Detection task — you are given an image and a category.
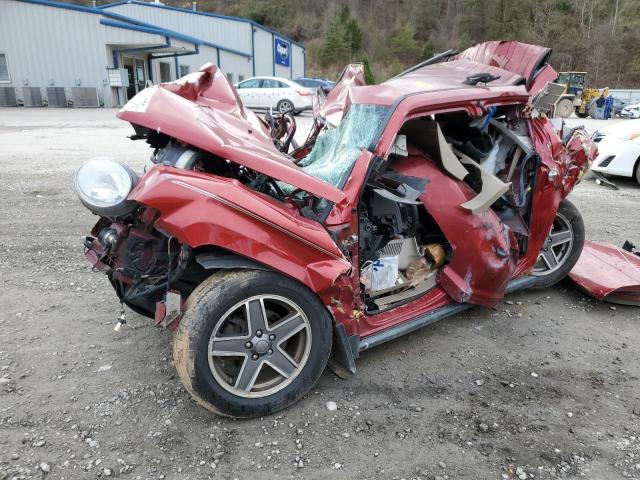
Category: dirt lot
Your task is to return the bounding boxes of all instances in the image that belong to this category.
[1,108,639,480]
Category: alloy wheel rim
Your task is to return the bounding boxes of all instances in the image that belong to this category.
[279,101,293,113]
[208,295,311,398]
[532,212,574,276]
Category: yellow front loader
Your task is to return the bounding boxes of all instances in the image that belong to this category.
[555,71,608,118]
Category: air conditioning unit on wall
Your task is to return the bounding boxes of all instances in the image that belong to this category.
[0,87,18,106]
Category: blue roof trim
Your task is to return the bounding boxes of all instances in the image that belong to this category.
[13,0,250,58]
[99,0,305,49]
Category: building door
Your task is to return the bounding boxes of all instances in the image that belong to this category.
[135,58,146,93]
[159,62,171,83]
[122,56,148,100]
[122,57,136,100]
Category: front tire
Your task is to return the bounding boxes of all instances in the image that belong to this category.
[173,270,332,417]
[531,199,585,289]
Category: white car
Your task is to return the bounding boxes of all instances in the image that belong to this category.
[591,119,640,184]
[234,76,313,115]
[620,103,640,119]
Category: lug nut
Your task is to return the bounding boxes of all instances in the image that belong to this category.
[252,354,259,360]
[269,334,276,341]
[245,341,252,349]
[256,329,263,337]
[268,349,273,355]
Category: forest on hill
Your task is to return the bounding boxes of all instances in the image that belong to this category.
[99,0,640,87]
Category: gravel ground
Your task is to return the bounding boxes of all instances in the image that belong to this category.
[1,108,639,480]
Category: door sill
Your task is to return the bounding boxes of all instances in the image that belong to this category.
[358,275,537,352]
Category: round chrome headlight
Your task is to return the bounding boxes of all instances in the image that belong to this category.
[75,157,137,216]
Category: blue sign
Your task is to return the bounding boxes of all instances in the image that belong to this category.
[274,37,290,67]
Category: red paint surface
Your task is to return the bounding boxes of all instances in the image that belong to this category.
[316,63,366,125]
[106,41,606,340]
[129,166,351,294]
[569,241,640,306]
[454,41,551,89]
[117,64,346,204]
[392,150,516,307]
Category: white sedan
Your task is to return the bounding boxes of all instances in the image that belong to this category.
[234,76,313,115]
[591,119,640,184]
[620,104,640,119]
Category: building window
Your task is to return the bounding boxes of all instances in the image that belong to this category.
[159,62,171,83]
[238,75,245,82]
[0,53,10,83]
[226,73,234,83]
[179,65,190,77]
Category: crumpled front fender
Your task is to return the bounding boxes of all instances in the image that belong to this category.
[129,166,352,294]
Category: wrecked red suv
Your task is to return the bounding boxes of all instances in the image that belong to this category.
[78,41,596,417]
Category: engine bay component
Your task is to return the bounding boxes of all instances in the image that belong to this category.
[379,237,422,270]
[97,227,119,255]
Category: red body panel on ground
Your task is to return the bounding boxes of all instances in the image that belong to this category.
[569,241,640,306]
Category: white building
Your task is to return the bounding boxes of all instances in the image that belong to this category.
[0,0,305,107]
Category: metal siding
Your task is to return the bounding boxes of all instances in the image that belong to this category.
[103,4,252,54]
[274,64,289,79]
[291,45,305,79]
[253,28,273,77]
[0,1,176,106]
[168,44,218,75]
[218,50,252,83]
[0,2,107,91]
[102,24,167,45]
[1,0,305,106]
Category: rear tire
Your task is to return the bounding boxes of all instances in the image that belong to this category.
[531,199,585,289]
[635,158,640,185]
[173,270,332,418]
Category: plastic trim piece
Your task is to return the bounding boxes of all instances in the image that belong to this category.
[196,252,270,271]
[327,323,358,378]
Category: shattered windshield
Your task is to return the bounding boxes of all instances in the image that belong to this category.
[285,104,389,192]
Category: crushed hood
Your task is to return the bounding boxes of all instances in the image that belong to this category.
[117,63,345,204]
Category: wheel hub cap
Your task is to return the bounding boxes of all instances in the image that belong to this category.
[253,338,271,355]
